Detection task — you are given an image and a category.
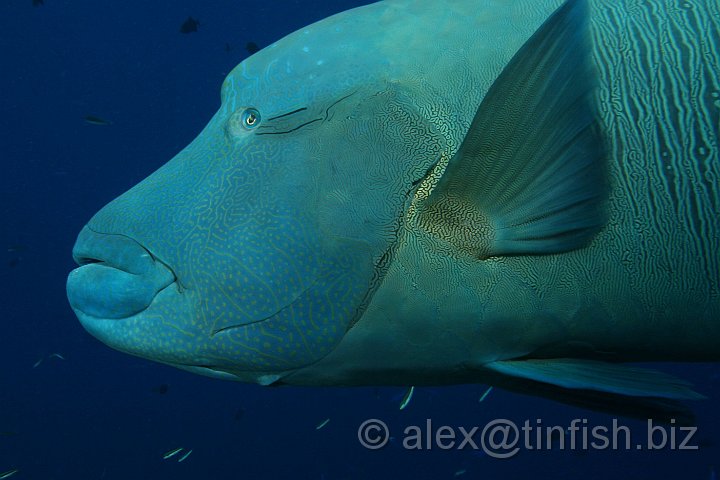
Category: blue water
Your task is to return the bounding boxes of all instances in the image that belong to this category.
[1,1,718,479]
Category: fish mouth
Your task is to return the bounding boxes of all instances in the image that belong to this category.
[66,226,177,320]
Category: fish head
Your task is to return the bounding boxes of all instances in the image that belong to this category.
[66,9,445,383]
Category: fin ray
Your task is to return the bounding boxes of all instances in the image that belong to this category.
[420,0,607,258]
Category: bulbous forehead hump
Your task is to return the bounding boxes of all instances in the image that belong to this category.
[218,3,423,112]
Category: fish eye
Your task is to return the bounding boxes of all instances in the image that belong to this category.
[226,107,261,138]
[242,108,261,129]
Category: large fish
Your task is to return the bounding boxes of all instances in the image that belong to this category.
[67,0,719,418]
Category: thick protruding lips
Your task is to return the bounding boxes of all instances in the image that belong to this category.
[66,226,175,319]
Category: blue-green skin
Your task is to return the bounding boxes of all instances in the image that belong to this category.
[68,0,720,386]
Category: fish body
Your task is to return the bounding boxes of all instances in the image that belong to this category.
[245,42,260,55]
[478,387,493,403]
[162,447,183,460]
[84,115,112,126]
[179,17,199,34]
[67,0,720,415]
[399,386,415,410]
[177,449,192,463]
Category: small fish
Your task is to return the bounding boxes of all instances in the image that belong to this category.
[399,386,414,410]
[34,353,65,368]
[224,43,232,53]
[32,0,43,6]
[0,432,16,437]
[0,469,18,479]
[454,469,467,477]
[315,418,330,430]
[245,41,260,55]
[177,449,193,463]
[162,447,183,460]
[152,384,169,395]
[180,17,199,34]
[478,386,494,403]
[84,115,112,126]
[234,407,245,421]
[6,245,26,253]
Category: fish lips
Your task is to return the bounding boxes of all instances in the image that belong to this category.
[67,226,176,320]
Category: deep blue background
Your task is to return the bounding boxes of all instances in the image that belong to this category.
[1,1,718,479]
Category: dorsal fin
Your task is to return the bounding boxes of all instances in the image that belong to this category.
[419,0,608,258]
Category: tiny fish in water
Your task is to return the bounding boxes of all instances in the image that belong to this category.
[399,386,415,410]
[454,469,467,477]
[234,407,245,421]
[84,115,112,126]
[179,17,199,34]
[32,0,43,6]
[34,353,65,368]
[315,418,330,430]
[162,447,183,460]
[152,384,169,395]
[0,469,18,479]
[479,386,494,403]
[177,449,193,463]
[0,432,16,437]
[245,42,260,54]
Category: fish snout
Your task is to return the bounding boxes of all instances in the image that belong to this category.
[66,226,175,320]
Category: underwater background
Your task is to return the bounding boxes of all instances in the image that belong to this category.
[1,0,718,478]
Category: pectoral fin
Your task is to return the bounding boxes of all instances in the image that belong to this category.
[419,0,608,258]
[485,358,705,400]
